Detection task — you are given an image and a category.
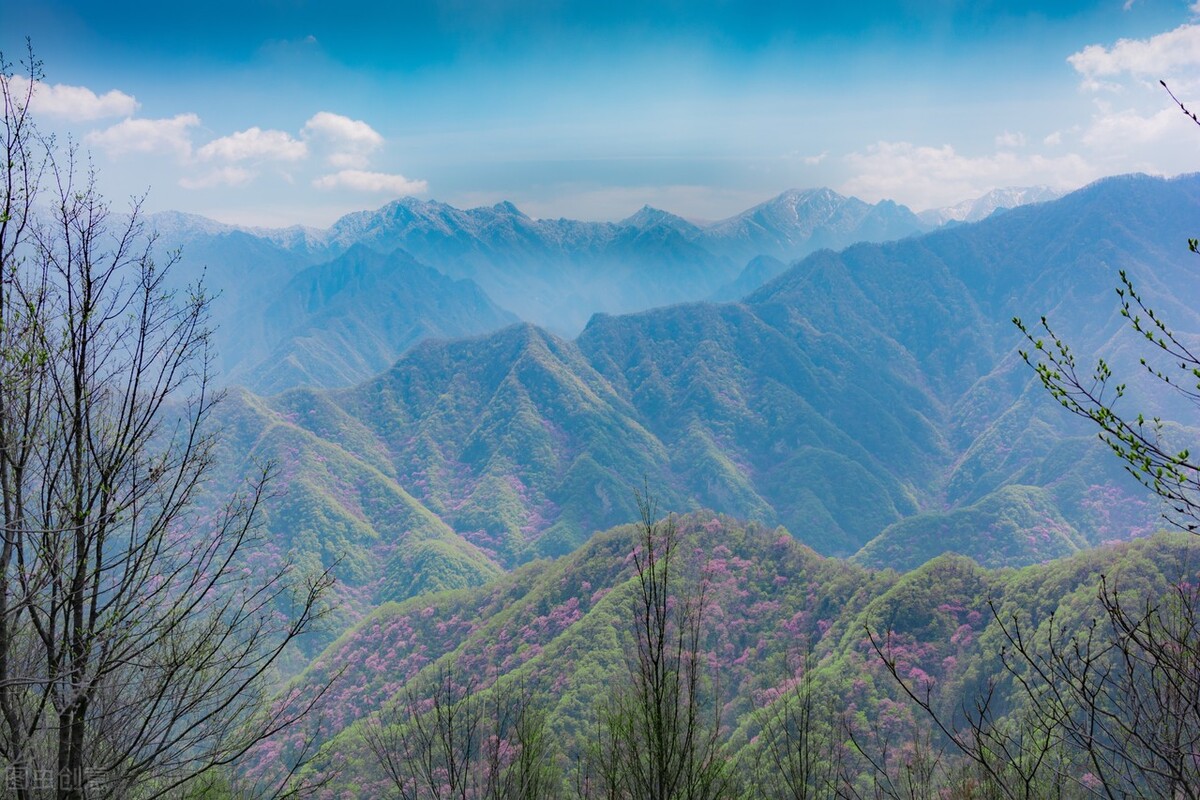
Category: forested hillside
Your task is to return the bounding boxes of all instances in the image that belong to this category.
[250,514,1200,797]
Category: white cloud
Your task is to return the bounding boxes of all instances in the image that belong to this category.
[86,113,200,159]
[995,131,1027,148]
[303,112,383,148]
[1063,22,1200,172]
[1081,105,1182,150]
[5,74,139,121]
[179,166,255,189]
[197,127,307,162]
[312,169,427,194]
[303,111,384,168]
[1069,24,1200,90]
[1043,131,1063,146]
[841,141,1096,210]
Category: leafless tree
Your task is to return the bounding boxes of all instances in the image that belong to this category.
[0,46,333,799]
[984,577,1200,798]
[362,666,559,800]
[870,568,1200,800]
[746,649,848,800]
[870,623,1073,800]
[578,493,734,800]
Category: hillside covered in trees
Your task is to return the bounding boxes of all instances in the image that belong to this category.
[252,514,1200,797]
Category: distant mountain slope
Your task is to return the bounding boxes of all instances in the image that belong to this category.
[280,322,671,562]
[575,302,938,551]
[208,388,503,656]
[749,174,1200,403]
[708,254,787,301]
[144,219,518,394]
[144,211,320,379]
[228,245,518,394]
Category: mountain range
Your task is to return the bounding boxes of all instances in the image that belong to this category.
[150,185,1056,393]
[194,173,1199,653]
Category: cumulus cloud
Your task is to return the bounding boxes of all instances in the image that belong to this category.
[179,166,255,189]
[82,104,418,197]
[841,141,1096,210]
[197,127,307,162]
[1069,24,1200,90]
[86,113,200,159]
[303,111,384,168]
[1082,106,1180,150]
[5,74,138,121]
[995,131,1026,148]
[1044,131,1063,146]
[1065,23,1200,167]
[312,169,427,194]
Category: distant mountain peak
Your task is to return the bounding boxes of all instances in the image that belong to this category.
[778,186,842,201]
[619,205,699,234]
[144,210,237,238]
[732,187,857,224]
[920,185,1063,226]
[697,186,924,263]
[489,200,528,218]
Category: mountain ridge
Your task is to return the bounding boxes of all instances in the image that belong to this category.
[211,174,1199,623]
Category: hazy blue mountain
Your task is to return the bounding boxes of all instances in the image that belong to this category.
[151,188,937,346]
[304,189,933,332]
[315,196,735,332]
[145,216,518,394]
[227,245,518,394]
[917,185,1063,226]
[699,188,929,263]
[708,254,788,300]
[145,211,322,378]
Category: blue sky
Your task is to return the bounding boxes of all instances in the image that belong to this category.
[3,1,1199,226]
